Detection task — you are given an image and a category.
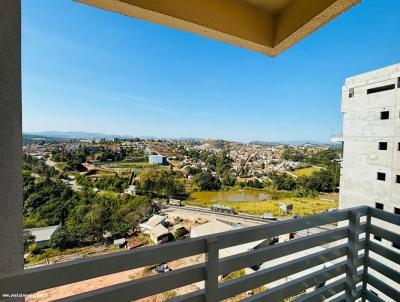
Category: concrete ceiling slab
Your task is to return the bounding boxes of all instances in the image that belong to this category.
[75,0,360,57]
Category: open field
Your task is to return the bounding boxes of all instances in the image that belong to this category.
[168,159,182,167]
[106,162,155,169]
[84,168,116,177]
[292,166,322,177]
[25,245,119,266]
[25,233,153,266]
[185,191,338,217]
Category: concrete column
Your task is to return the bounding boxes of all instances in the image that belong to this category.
[0,0,23,286]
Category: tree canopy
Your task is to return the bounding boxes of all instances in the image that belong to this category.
[136,169,186,198]
[23,155,154,250]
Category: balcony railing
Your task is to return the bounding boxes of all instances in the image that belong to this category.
[331,133,344,143]
[0,206,399,301]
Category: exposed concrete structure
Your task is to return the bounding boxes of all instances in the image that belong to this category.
[76,0,360,57]
[0,0,24,284]
[340,64,400,211]
[339,63,400,300]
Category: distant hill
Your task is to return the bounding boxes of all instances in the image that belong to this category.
[25,131,133,140]
[24,131,333,146]
[24,131,204,142]
[23,134,66,144]
[249,140,333,146]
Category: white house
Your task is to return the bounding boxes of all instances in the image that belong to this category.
[139,215,169,244]
[25,224,61,248]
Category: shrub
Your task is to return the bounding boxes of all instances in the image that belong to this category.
[28,243,42,255]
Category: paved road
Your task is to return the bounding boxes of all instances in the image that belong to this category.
[163,205,336,234]
[165,204,273,223]
[162,205,268,227]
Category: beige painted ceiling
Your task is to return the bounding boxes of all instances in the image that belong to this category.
[76,0,360,57]
[244,0,292,14]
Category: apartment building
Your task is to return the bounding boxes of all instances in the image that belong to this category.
[339,63,400,300]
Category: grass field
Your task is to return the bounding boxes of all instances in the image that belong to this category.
[25,245,118,265]
[185,191,338,217]
[85,169,116,176]
[107,162,156,169]
[293,166,322,177]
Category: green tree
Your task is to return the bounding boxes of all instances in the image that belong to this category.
[268,172,297,191]
[137,169,185,198]
[23,155,155,249]
[23,230,36,251]
[281,146,305,162]
[296,165,339,193]
[221,171,236,187]
[192,171,221,191]
[305,148,340,166]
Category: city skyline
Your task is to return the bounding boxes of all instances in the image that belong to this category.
[23,130,335,145]
[23,0,400,142]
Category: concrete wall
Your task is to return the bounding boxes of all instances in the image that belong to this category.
[339,64,400,300]
[0,0,23,286]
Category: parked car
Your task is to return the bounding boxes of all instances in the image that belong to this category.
[155,264,172,273]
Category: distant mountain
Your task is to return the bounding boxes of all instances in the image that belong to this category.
[23,133,65,145]
[24,131,333,146]
[24,131,205,142]
[249,140,332,146]
[25,131,133,140]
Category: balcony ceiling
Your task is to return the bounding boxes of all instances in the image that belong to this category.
[75,0,360,56]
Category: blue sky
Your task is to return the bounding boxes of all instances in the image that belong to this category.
[22,0,400,143]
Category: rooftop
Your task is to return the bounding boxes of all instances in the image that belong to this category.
[345,63,400,86]
[25,225,60,242]
[139,214,166,230]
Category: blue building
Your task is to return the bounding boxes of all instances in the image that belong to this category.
[148,155,168,165]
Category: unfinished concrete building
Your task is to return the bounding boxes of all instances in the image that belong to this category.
[339,63,400,300]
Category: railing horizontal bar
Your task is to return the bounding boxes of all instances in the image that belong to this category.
[0,207,366,295]
[370,207,400,226]
[365,290,386,302]
[0,208,365,295]
[219,244,356,300]
[53,264,206,302]
[369,241,400,264]
[329,286,362,302]
[369,258,400,284]
[216,208,362,249]
[370,225,400,246]
[292,277,346,302]
[0,207,370,302]
[328,297,345,302]
[219,226,349,275]
[367,273,400,301]
[241,263,362,302]
[0,237,207,294]
[168,290,205,302]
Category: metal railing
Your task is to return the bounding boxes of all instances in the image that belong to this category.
[0,206,399,301]
[331,133,344,143]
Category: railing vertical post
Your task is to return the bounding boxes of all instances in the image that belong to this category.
[346,210,361,301]
[0,2,24,302]
[361,208,371,302]
[205,237,219,302]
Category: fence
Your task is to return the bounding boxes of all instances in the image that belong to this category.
[0,206,399,301]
